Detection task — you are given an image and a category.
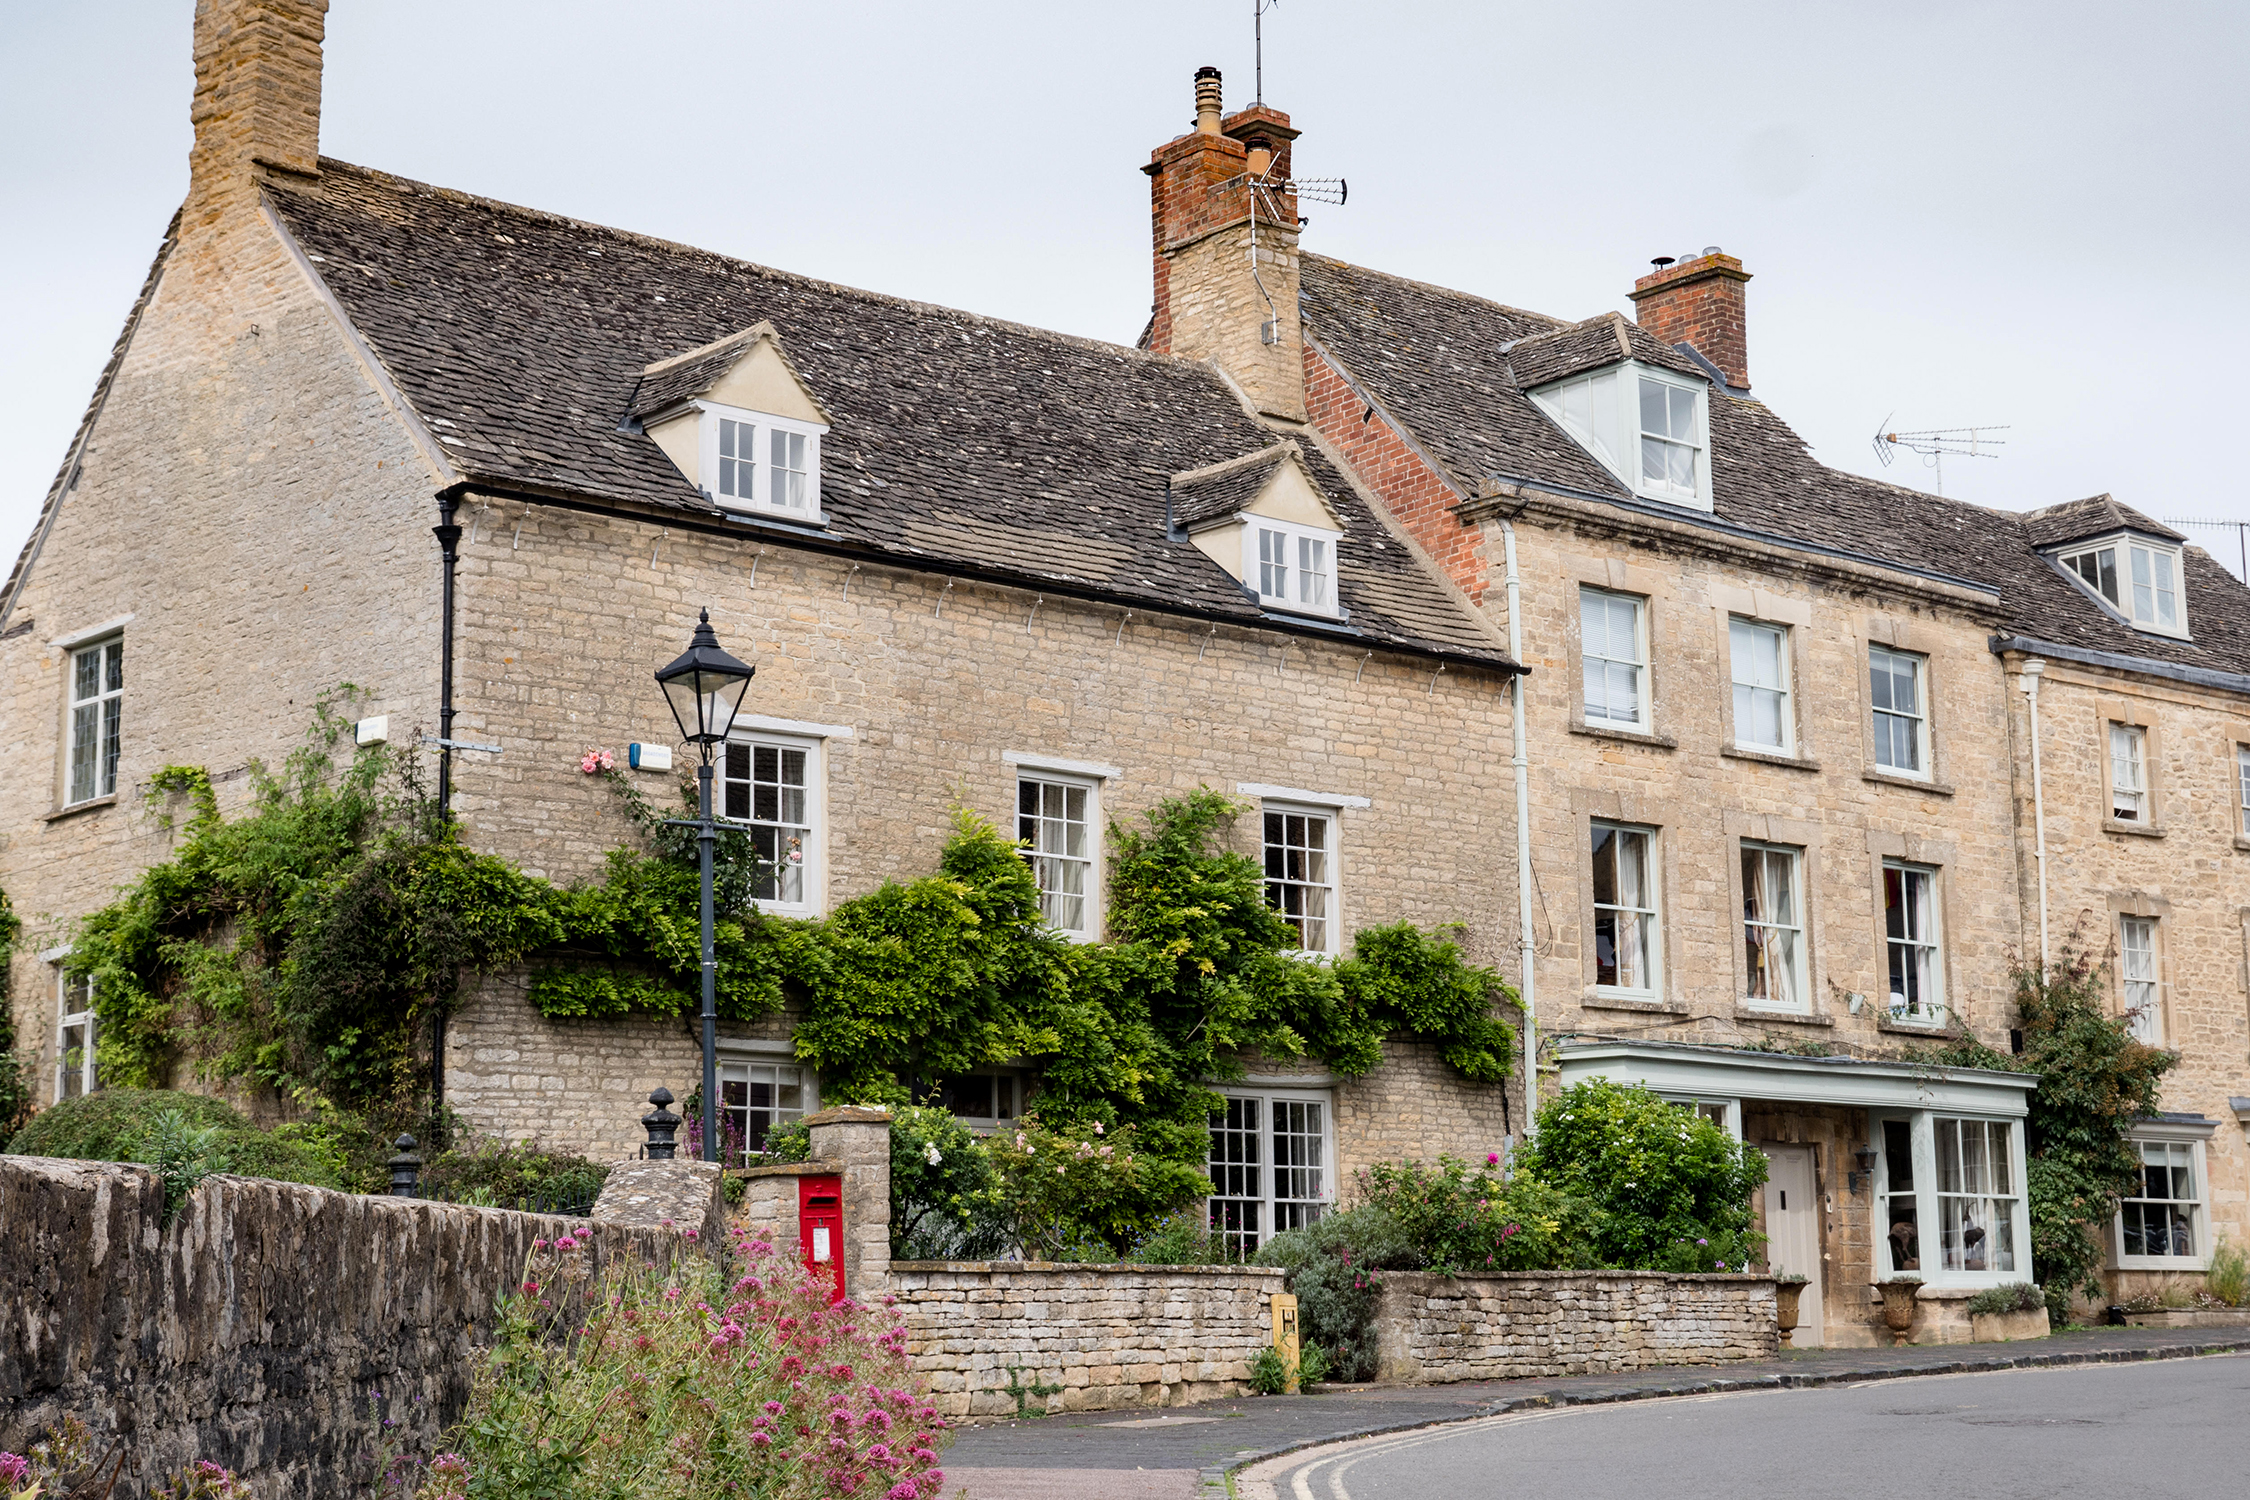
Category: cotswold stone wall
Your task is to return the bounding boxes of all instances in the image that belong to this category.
[888,1262,1285,1416]
[0,1156,682,1499]
[1374,1270,1777,1383]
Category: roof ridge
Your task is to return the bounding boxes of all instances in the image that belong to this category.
[1300,251,1572,332]
[1170,440,1298,487]
[642,320,774,376]
[301,158,1213,376]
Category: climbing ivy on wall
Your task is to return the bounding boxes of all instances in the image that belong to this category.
[62,696,1520,1167]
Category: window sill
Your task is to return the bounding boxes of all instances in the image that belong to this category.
[1721,745,1821,773]
[2111,1256,2210,1273]
[2235,836,2250,854]
[43,795,117,823]
[1875,1015,1963,1040]
[1862,769,1955,797]
[1581,991,1686,1015]
[1569,721,1678,751]
[2102,818,2166,839]
[1733,1006,1833,1027]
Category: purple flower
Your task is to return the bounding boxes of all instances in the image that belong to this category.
[1486,1152,1500,1166]
[0,1454,31,1486]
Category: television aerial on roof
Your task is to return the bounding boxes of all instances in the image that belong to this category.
[1871,417,2008,498]
[1230,0,1346,344]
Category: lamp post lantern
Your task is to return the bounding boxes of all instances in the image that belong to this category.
[653,608,756,1164]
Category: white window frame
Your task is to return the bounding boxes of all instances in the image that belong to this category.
[1873,1111,2031,1288]
[2108,722,2149,823]
[1739,840,1808,1013]
[1869,645,1929,778]
[716,1053,816,1164]
[2237,744,2250,838]
[1657,1093,1742,1141]
[1529,360,1713,512]
[65,635,123,806]
[2113,1124,2211,1271]
[1580,586,1649,730]
[1882,860,1945,1026]
[1207,1088,1335,1257]
[718,729,826,917]
[1590,819,1661,999]
[1016,767,1101,940]
[2055,533,2188,638]
[55,965,97,1103]
[2119,914,2162,1045]
[1261,801,1340,957]
[1245,517,1341,618]
[697,401,827,523]
[1729,616,1794,754]
[1635,371,1706,506]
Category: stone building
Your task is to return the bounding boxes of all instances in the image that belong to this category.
[0,0,1530,1258]
[7,2,2246,1333]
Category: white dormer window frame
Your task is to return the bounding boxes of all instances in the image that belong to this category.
[2052,532,2188,638]
[1530,360,1712,512]
[697,401,827,523]
[1245,517,1342,618]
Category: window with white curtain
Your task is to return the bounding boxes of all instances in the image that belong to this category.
[2058,536,2185,636]
[1740,841,1805,1010]
[1638,376,1703,502]
[1883,861,1943,1024]
[1591,821,1659,996]
[1933,1117,2020,1274]
[1869,646,1928,776]
[1580,588,1648,729]
[1018,773,1098,938]
[2108,723,2148,822]
[1207,1091,1332,1257]
[1877,1112,2029,1285]
[1729,618,1792,753]
[2118,1139,2202,1263]
[2119,916,2161,1044]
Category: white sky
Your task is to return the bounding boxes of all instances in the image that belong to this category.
[5,1,2248,575]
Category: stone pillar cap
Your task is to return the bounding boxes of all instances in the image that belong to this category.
[803,1105,893,1126]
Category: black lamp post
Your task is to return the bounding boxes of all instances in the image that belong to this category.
[653,608,757,1164]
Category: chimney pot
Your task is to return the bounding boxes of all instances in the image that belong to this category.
[1194,66,1224,135]
[1245,136,1274,177]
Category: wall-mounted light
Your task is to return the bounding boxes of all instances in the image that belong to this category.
[1848,1143,1879,1195]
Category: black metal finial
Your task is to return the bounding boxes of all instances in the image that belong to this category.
[642,1087,682,1161]
[388,1134,422,1198]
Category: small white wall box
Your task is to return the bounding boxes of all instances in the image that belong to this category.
[628,742,674,771]
[354,715,389,746]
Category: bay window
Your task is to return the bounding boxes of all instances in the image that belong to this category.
[1876,1112,2028,1284]
[1580,587,1649,729]
[1591,820,1660,996]
[1638,375,1703,503]
[2058,534,2185,636]
[2114,1124,2212,1269]
[1527,360,1713,511]
[1208,1090,1333,1256]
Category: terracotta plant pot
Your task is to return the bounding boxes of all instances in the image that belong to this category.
[1879,1280,1921,1344]
[1775,1281,1806,1345]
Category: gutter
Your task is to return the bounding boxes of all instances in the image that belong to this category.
[1990,634,2250,700]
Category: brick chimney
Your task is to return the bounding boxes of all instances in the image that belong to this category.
[186,0,328,221]
[1630,248,1751,391]
[1144,68,1306,423]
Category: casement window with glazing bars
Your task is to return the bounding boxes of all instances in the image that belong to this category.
[722,737,815,912]
[1207,1092,1331,1258]
[67,638,122,806]
[1017,773,1096,937]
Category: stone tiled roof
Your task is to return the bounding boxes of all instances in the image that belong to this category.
[1298,254,2250,678]
[1504,313,1706,390]
[1169,445,1292,530]
[265,163,1513,670]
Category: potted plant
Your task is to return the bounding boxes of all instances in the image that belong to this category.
[1965,1282,2050,1342]
[1773,1274,1810,1346]
[1878,1276,1922,1344]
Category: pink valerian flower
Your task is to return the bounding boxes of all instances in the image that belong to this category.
[0,1454,29,1486]
[579,748,615,774]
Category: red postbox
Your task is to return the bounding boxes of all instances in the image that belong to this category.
[798,1174,846,1304]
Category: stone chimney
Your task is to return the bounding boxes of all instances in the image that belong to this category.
[1144,68,1306,423]
[187,0,328,221]
[1630,248,1752,390]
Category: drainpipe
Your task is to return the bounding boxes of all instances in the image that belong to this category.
[2018,657,2050,974]
[431,492,464,1125]
[1502,521,1538,1135]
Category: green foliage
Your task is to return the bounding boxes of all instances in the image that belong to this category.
[2208,1237,2249,1308]
[1519,1079,1770,1271]
[985,1115,1205,1259]
[419,1136,611,1212]
[0,886,33,1142]
[5,1086,363,1192]
[1247,1345,1289,1396]
[1354,1155,1603,1274]
[887,1105,1004,1259]
[1923,933,2172,1326]
[135,1109,225,1222]
[1253,1206,1418,1382]
[1117,1206,1236,1266]
[416,1224,949,1500]
[758,1116,812,1163]
[1965,1281,2045,1316]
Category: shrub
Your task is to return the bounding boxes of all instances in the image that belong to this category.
[1517,1079,1768,1270]
[1965,1282,2045,1316]
[2207,1237,2249,1308]
[886,1105,1004,1261]
[0,1052,32,1146]
[1247,1345,1288,1396]
[1356,1156,1603,1275]
[5,1086,357,1193]
[1254,1206,1418,1382]
[419,1136,610,1214]
[416,1225,950,1499]
[1119,1207,1235,1266]
[985,1115,1203,1259]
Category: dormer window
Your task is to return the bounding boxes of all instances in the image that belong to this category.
[703,404,823,519]
[1530,361,1712,512]
[1254,521,1335,613]
[1171,442,1349,622]
[2054,534,2186,637]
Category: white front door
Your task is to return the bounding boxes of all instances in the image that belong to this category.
[1762,1144,1824,1346]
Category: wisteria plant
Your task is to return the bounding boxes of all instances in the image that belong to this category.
[415,1226,949,1500]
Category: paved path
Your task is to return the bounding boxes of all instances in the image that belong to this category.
[939,1329,2250,1499]
[1235,1350,2250,1499]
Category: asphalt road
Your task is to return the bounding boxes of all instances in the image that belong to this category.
[1235,1353,2250,1500]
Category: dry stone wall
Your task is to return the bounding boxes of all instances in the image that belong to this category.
[1374,1270,1778,1383]
[888,1262,1285,1416]
[0,1156,683,1499]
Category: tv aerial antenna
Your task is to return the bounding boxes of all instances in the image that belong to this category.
[1871,416,2007,498]
[1230,2,1346,344]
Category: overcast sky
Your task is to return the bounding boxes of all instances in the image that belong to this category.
[5,1,2248,575]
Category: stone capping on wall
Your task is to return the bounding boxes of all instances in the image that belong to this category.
[1375,1269,1779,1385]
[588,1157,726,1245]
[886,1260,1287,1417]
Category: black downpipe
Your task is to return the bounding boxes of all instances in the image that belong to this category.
[430,493,463,1134]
